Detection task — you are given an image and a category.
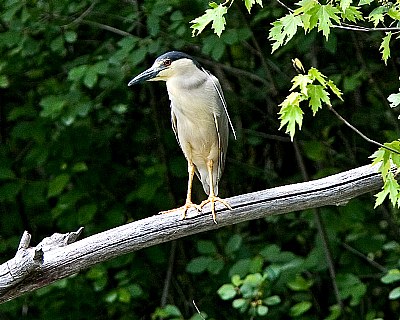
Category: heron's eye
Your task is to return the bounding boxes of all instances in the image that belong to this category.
[163,59,171,67]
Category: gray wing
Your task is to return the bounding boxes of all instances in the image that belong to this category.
[203,69,235,181]
[170,106,181,149]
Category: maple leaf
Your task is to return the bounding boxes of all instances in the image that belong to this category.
[190,2,228,37]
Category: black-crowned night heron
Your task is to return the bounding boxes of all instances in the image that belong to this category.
[128,51,236,223]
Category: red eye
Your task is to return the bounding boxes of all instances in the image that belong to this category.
[163,59,171,66]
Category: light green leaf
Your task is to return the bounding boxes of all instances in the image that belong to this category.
[388,7,400,20]
[232,298,246,308]
[380,32,392,65]
[287,275,314,291]
[316,4,340,39]
[294,0,318,15]
[388,92,400,109]
[0,75,9,88]
[308,67,327,86]
[72,162,88,172]
[373,155,400,208]
[327,80,344,100]
[389,287,400,300]
[244,0,263,13]
[374,188,389,208]
[307,84,331,114]
[217,284,237,300]
[64,30,77,43]
[386,171,399,206]
[190,2,228,37]
[269,13,303,53]
[368,6,388,27]
[84,67,98,88]
[93,61,108,75]
[339,0,351,12]
[47,173,70,197]
[231,275,242,286]
[39,95,66,118]
[290,74,312,95]
[163,305,182,316]
[359,0,373,5]
[342,6,364,22]
[68,65,87,81]
[289,301,312,317]
[257,305,269,316]
[264,295,281,306]
[278,92,304,140]
[381,269,400,284]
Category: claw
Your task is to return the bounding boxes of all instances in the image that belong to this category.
[199,196,232,224]
[160,201,201,219]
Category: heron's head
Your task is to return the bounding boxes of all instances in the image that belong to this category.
[128,51,201,86]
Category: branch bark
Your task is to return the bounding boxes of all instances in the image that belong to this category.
[0,164,385,303]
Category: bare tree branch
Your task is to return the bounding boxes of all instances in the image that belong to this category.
[0,164,387,304]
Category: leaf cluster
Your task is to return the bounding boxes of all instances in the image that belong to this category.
[279,67,343,140]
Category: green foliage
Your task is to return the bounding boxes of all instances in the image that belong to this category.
[380,32,392,65]
[190,2,228,37]
[217,273,282,317]
[1,0,400,319]
[381,269,400,300]
[388,82,400,111]
[279,67,343,140]
[371,141,400,207]
[269,14,303,53]
[268,0,361,51]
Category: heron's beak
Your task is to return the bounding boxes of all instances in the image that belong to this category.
[128,65,164,86]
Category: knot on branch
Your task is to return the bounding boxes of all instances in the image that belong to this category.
[0,228,84,297]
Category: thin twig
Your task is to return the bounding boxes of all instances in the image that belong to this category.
[275,0,294,12]
[192,300,206,320]
[61,1,97,28]
[161,241,177,307]
[328,106,400,155]
[332,24,400,32]
[293,140,344,311]
[81,20,132,37]
[339,241,387,273]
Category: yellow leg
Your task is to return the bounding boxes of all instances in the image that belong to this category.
[199,160,232,224]
[160,162,201,219]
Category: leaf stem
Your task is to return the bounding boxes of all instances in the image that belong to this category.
[328,106,400,155]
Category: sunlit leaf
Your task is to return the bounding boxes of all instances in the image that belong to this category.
[389,287,400,300]
[190,2,228,37]
[289,301,312,317]
[278,92,304,140]
[269,13,303,53]
[380,32,392,65]
[217,284,237,300]
[388,92,400,109]
[307,84,331,114]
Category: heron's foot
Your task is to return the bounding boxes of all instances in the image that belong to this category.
[159,201,201,220]
[199,196,232,224]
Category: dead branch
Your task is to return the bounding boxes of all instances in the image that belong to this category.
[0,164,385,303]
